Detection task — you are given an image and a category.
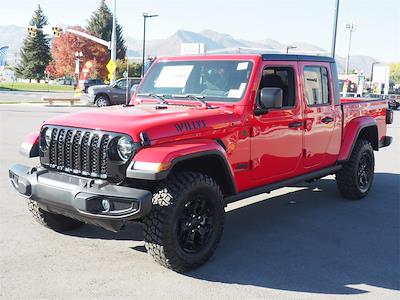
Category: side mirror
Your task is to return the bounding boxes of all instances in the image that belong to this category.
[255,87,283,115]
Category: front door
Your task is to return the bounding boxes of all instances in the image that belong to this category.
[112,79,129,104]
[250,62,303,182]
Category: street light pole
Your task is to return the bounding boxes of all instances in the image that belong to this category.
[142,13,158,78]
[110,0,117,83]
[345,22,356,75]
[331,0,340,58]
[74,51,83,86]
[286,45,297,54]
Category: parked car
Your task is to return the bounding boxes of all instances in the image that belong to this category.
[388,95,400,110]
[88,77,141,107]
[10,54,393,273]
[74,79,104,93]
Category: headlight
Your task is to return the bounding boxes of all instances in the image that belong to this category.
[40,128,52,150]
[117,137,134,160]
[44,128,52,146]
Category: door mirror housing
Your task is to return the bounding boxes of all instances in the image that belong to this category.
[255,87,283,116]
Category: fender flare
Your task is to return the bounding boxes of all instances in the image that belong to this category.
[20,132,40,158]
[126,139,237,194]
[338,117,378,162]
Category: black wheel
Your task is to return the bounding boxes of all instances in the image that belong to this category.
[336,139,375,199]
[96,96,110,107]
[143,172,225,272]
[27,200,84,232]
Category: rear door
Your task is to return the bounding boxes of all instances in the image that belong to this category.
[299,62,340,169]
[250,61,303,182]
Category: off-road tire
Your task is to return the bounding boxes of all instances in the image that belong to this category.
[27,200,84,232]
[143,172,225,272]
[96,95,110,107]
[336,139,375,200]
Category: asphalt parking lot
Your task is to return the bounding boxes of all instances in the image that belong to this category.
[0,104,399,299]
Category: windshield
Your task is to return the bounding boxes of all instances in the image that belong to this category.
[136,60,253,102]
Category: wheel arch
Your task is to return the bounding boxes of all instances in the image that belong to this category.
[95,93,110,102]
[338,117,378,162]
[168,151,237,197]
[127,140,238,197]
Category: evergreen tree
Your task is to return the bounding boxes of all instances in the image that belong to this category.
[16,5,51,82]
[86,0,127,59]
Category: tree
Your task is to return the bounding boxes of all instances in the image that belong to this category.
[47,26,109,80]
[390,63,400,84]
[114,59,141,79]
[86,0,127,59]
[15,5,51,82]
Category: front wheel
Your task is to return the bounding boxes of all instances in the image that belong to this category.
[96,96,110,107]
[336,139,375,200]
[143,172,225,272]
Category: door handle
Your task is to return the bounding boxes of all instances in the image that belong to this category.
[288,121,303,128]
[322,116,334,124]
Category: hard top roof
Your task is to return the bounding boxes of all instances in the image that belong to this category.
[262,54,335,63]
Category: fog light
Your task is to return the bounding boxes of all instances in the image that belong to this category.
[101,199,111,212]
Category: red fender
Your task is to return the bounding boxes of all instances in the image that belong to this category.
[134,139,227,165]
[20,132,40,158]
[128,139,237,194]
[338,117,377,161]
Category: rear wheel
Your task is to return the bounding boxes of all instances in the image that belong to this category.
[27,200,84,232]
[336,139,375,199]
[143,172,225,272]
[96,95,110,107]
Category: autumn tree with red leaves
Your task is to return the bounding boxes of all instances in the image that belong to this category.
[46,26,109,80]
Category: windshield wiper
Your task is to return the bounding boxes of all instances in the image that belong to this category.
[136,93,168,105]
[171,94,212,109]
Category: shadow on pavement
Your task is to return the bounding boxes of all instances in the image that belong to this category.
[190,172,400,294]
[66,172,400,294]
[66,222,144,241]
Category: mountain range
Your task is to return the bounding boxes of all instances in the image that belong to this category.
[1,25,377,76]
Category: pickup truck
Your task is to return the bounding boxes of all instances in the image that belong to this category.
[9,54,393,273]
[87,77,141,107]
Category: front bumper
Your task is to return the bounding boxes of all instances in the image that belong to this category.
[9,164,152,232]
[88,93,96,104]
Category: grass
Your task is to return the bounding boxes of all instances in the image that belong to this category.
[0,82,74,92]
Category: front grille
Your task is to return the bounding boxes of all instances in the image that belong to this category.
[43,127,112,179]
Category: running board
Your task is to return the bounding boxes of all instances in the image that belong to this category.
[225,165,342,203]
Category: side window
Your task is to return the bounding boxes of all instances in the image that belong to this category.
[259,67,296,107]
[116,79,128,89]
[303,66,330,106]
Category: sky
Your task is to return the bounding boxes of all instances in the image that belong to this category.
[0,0,399,62]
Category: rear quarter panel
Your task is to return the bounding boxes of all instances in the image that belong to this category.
[339,98,387,161]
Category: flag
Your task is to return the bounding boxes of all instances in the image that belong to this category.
[0,46,9,66]
[0,46,9,73]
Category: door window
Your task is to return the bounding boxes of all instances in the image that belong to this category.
[115,79,128,89]
[259,67,296,107]
[303,66,330,106]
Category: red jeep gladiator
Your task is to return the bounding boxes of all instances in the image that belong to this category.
[9,54,393,272]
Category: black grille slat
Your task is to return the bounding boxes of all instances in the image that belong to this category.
[64,130,73,171]
[100,135,110,177]
[49,128,58,166]
[90,134,100,176]
[72,131,82,172]
[81,132,91,175]
[42,126,119,179]
[57,129,66,169]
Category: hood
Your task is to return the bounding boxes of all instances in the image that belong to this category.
[89,84,110,91]
[44,104,242,143]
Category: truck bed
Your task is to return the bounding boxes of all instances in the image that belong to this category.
[341,98,388,145]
